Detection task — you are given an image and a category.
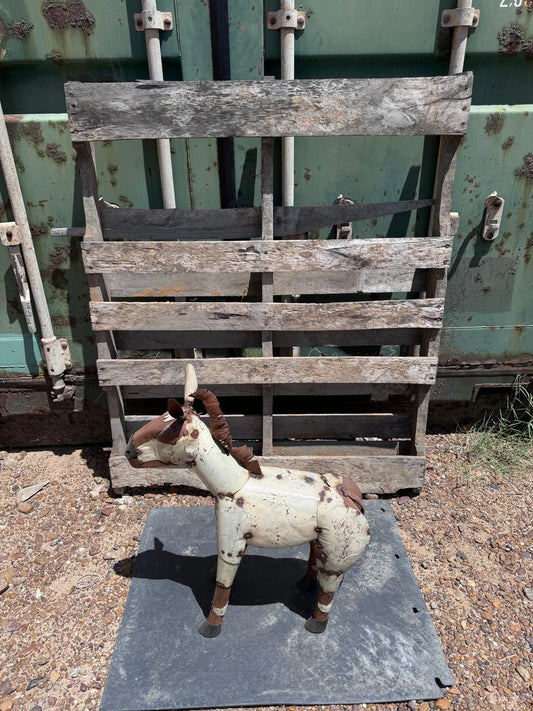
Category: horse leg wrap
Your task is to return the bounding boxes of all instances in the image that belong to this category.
[199,582,231,637]
[305,589,335,634]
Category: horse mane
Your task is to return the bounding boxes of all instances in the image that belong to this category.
[192,388,263,479]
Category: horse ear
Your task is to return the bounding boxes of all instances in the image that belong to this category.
[184,363,198,405]
[167,399,184,419]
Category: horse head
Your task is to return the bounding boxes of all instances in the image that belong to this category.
[125,364,203,467]
[125,365,261,476]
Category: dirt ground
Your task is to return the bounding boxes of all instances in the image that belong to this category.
[1,434,532,711]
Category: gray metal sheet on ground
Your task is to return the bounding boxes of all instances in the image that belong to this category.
[100,501,453,710]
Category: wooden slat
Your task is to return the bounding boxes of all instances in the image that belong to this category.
[106,268,429,298]
[91,299,444,332]
[100,199,435,241]
[121,382,412,399]
[96,356,437,387]
[65,75,472,141]
[82,237,453,274]
[115,327,422,351]
[125,412,411,441]
[108,453,425,494]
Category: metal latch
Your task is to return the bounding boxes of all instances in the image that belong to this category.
[334,195,354,239]
[441,7,480,28]
[134,9,173,31]
[482,192,505,241]
[0,222,36,333]
[40,337,75,401]
[267,9,306,30]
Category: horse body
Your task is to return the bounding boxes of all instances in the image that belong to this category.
[126,365,370,636]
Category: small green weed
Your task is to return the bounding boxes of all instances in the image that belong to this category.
[461,377,533,483]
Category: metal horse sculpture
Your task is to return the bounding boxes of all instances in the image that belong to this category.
[126,365,370,637]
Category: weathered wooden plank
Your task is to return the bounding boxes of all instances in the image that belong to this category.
[96,356,438,387]
[65,75,472,141]
[82,237,453,274]
[108,453,425,495]
[106,269,429,298]
[115,327,422,351]
[258,455,426,493]
[109,455,209,493]
[121,382,412,399]
[100,199,435,240]
[91,299,444,332]
[261,136,275,455]
[125,412,411,441]
[272,442,399,456]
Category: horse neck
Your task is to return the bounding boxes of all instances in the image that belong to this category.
[187,416,249,496]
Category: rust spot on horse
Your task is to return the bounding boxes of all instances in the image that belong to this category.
[243,532,252,539]
[318,567,342,578]
[236,497,244,507]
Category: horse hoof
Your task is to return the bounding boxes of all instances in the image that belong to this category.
[305,617,328,634]
[198,620,222,638]
[297,576,318,593]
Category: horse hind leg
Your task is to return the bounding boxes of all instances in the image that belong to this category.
[304,569,344,634]
[297,540,321,592]
[198,581,232,638]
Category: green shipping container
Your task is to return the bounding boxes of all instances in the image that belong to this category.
[0,0,532,444]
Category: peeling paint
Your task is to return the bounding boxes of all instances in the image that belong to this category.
[45,50,64,64]
[46,143,67,162]
[485,113,506,136]
[30,223,49,237]
[501,136,515,151]
[498,24,525,54]
[0,17,34,51]
[41,0,95,36]
[5,118,45,156]
[515,154,533,180]
[107,163,119,186]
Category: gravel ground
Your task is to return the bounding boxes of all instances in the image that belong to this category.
[1,434,532,711]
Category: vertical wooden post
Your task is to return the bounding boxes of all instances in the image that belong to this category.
[75,142,127,452]
[261,137,274,456]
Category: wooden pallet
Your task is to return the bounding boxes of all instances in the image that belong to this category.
[66,74,473,494]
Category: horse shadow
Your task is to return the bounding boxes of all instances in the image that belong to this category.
[115,537,316,620]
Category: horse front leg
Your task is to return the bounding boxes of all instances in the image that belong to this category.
[198,555,242,638]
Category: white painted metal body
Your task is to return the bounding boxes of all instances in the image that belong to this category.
[128,364,369,632]
[135,410,369,592]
